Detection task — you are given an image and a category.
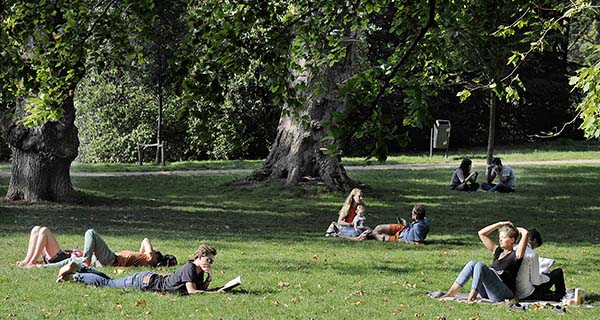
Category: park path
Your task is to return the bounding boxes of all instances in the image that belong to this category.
[1,159,600,177]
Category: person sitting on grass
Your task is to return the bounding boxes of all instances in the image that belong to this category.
[57,244,223,295]
[450,158,479,191]
[515,228,566,302]
[481,157,516,193]
[325,188,365,238]
[16,226,78,268]
[367,205,429,243]
[439,221,528,302]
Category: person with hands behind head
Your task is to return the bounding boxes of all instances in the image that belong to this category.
[57,244,225,295]
[440,221,528,302]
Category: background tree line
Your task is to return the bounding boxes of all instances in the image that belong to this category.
[1,0,599,199]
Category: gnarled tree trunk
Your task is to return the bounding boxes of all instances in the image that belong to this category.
[4,94,79,202]
[254,43,362,193]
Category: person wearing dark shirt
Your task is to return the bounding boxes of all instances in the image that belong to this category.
[57,244,223,295]
[439,221,529,302]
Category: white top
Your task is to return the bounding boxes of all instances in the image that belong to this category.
[514,244,551,299]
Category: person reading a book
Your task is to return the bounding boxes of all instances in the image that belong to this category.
[57,244,229,295]
[514,228,566,301]
[325,188,365,237]
[450,158,479,191]
[481,157,516,193]
[439,221,528,302]
[367,205,429,243]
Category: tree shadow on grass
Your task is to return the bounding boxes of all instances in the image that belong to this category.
[2,166,600,247]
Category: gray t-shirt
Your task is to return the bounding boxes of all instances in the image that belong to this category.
[499,165,516,188]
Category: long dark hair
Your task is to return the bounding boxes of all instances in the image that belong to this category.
[459,158,472,175]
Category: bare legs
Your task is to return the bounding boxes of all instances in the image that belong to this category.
[139,238,154,254]
[17,226,61,267]
[439,283,478,301]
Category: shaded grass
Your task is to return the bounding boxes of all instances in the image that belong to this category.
[2,139,599,174]
[1,164,599,319]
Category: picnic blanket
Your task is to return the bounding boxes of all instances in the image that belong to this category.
[426,290,593,313]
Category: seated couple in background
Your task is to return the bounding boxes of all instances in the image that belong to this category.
[17,226,177,269]
[325,188,429,243]
[450,157,516,193]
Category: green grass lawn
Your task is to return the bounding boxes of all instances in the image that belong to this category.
[1,164,599,319]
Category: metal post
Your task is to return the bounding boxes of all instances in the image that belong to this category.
[161,142,165,166]
[429,128,434,159]
[137,144,142,165]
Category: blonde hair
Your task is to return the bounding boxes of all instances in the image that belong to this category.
[338,188,363,220]
[356,204,366,215]
[194,244,217,259]
[499,225,518,240]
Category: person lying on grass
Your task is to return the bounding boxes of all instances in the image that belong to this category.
[365,205,429,243]
[439,221,528,302]
[18,227,174,269]
[16,226,78,268]
[57,244,223,295]
[325,188,365,238]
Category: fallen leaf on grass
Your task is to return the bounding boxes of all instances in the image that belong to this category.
[114,269,125,275]
[353,290,366,296]
[435,316,446,320]
[115,304,123,310]
[311,255,318,261]
[144,311,151,315]
[414,313,424,318]
[277,281,290,287]
[135,300,147,307]
[355,300,365,305]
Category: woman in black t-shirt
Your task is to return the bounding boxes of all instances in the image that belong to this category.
[440,221,529,302]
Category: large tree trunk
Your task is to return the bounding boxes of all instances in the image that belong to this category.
[254,43,362,193]
[4,94,79,202]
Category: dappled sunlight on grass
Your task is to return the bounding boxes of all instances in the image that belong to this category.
[2,162,600,319]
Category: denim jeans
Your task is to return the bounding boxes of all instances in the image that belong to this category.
[339,226,359,237]
[75,269,155,290]
[481,182,514,193]
[454,261,514,302]
[82,229,117,266]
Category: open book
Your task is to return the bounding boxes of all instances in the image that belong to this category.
[221,276,241,292]
[538,257,555,274]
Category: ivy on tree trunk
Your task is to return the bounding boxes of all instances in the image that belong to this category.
[5,95,79,202]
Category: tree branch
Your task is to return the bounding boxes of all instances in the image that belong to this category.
[527,110,582,139]
[370,0,436,109]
